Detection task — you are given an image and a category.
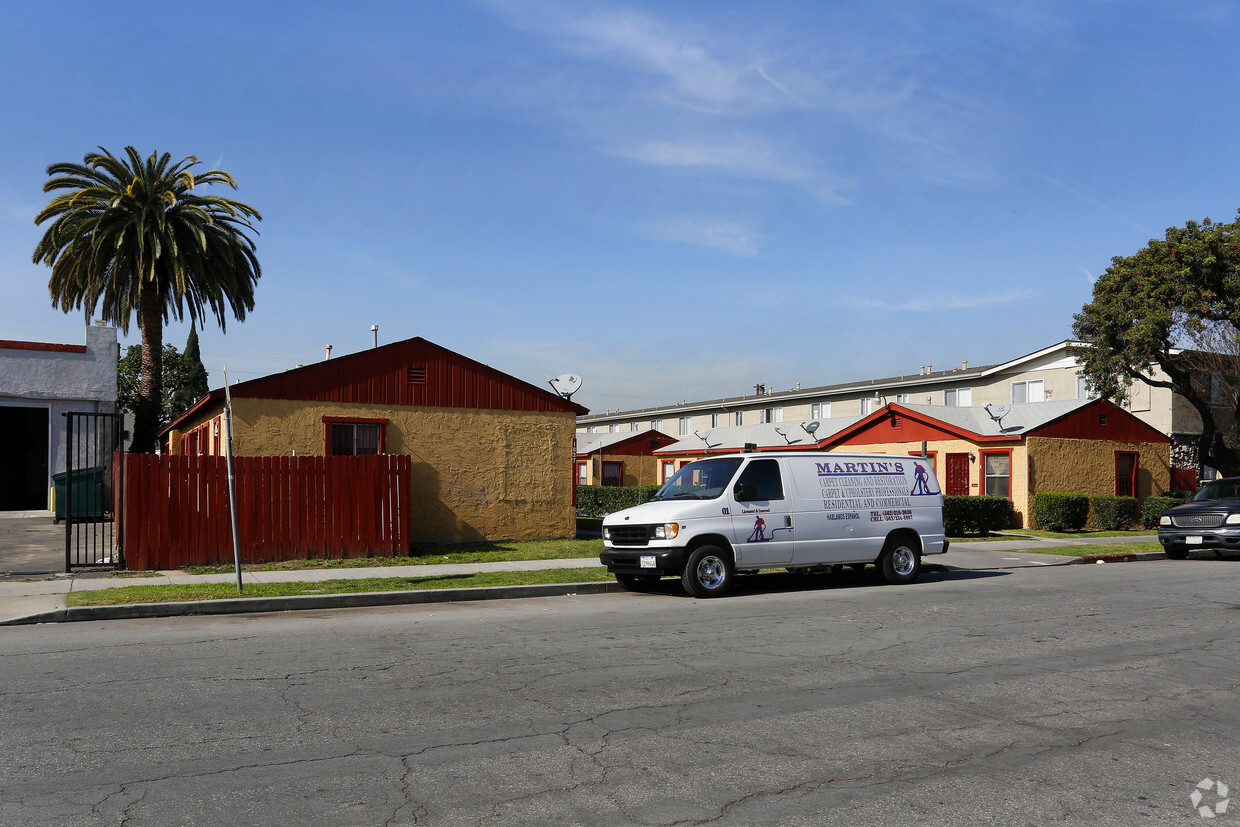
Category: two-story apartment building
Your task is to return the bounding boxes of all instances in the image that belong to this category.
[577,340,1207,487]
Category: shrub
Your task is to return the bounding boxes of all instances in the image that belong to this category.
[1141,495,1183,530]
[945,495,1016,535]
[576,484,661,516]
[1033,491,1090,531]
[1089,495,1141,530]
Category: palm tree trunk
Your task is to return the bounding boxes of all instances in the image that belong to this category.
[131,286,165,453]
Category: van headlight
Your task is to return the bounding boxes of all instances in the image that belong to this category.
[1159,515,1171,526]
[602,527,611,540]
[653,523,679,540]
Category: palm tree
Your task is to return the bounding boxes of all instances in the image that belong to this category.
[33,147,261,453]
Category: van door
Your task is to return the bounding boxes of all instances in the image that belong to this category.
[728,458,795,568]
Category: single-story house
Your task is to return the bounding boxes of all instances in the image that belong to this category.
[161,336,588,545]
[653,398,1171,527]
[0,323,118,511]
[575,430,677,487]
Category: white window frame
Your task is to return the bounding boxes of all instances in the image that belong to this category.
[1012,379,1044,404]
[860,397,873,415]
[945,388,973,407]
[678,416,692,435]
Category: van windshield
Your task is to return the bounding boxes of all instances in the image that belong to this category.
[655,457,745,500]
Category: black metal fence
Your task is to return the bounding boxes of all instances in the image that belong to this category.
[62,412,123,571]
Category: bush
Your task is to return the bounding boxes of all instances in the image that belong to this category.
[1089,495,1141,531]
[1033,491,1090,531]
[1141,495,1183,530]
[576,485,661,516]
[945,496,1016,535]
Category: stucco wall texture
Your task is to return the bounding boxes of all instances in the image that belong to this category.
[1026,437,1171,503]
[188,399,576,546]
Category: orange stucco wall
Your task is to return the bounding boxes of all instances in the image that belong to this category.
[175,398,577,545]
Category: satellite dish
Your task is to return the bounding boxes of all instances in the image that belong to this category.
[984,403,1012,430]
[801,420,821,437]
[548,373,583,400]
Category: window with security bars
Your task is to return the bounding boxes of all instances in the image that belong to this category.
[328,422,382,455]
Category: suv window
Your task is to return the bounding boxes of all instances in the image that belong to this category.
[1193,479,1240,501]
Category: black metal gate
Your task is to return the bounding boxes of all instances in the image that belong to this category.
[63,411,123,571]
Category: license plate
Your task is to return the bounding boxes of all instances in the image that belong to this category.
[640,555,656,568]
[1187,535,1203,545]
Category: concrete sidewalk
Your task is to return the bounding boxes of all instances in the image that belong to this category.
[0,528,1165,626]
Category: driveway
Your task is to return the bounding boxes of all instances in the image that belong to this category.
[0,511,63,576]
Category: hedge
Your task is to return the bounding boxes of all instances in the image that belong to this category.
[576,485,661,516]
[1033,491,1090,531]
[1089,495,1140,531]
[1141,495,1184,530]
[944,496,1016,536]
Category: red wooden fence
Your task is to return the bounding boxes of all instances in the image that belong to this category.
[120,454,411,570]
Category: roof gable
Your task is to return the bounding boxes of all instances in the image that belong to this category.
[224,337,587,414]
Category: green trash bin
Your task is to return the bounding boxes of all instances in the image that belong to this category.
[52,466,106,524]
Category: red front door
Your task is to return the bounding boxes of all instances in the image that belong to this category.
[946,453,970,496]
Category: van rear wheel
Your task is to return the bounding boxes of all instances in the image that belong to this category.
[682,545,733,598]
[879,539,921,585]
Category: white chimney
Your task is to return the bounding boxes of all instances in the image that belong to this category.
[325,344,333,360]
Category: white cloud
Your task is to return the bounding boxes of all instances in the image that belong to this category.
[841,288,1037,313]
[1079,266,1095,285]
[638,215,765,255]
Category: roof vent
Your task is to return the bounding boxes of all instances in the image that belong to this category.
[408,365,427,384]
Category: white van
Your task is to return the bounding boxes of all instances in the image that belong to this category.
[600,452,948,597]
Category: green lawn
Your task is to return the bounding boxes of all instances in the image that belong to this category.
[175,537,605,575]
[1032,542,1162,558]
[68,567,613,607]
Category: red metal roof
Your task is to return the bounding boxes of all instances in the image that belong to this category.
[163,336,587,435]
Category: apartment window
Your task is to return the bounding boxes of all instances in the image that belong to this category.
[1011,379,1044,404]
[734,411,744,426]
[324,417,386,456]
[981,450,1011,498]
[810,401,831,419]
[711,413,721,428]
[678,416,693,435]
[630,422,639,432]
[945,388,972,407]
[860,397,873,415]
[651,419,663,432]
[1076,373,1098,399]
[895,393,910,404]
[608,424,620,433]
[760,406,784,424]
[587,426,598,434]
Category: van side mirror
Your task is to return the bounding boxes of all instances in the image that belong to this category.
[734,482,758,502]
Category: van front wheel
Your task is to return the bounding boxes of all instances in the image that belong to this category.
[879,540,921,585]
[682,545,733,598]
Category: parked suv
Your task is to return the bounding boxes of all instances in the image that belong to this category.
[1158,477,1240,559]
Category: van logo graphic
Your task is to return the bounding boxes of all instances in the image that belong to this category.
[910,464,939,496]
[748,516,769,542]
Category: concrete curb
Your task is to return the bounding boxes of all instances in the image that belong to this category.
[2,552,1176,626]
[1,580,625,626]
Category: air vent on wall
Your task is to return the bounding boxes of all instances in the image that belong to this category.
[408,365,427,385]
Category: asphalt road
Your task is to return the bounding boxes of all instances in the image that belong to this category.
[2,560,1238,826]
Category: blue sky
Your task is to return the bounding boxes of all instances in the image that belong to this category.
[2,0,1238,414]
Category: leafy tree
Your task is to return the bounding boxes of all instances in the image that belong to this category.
[33,147,261,452]
[171,326,210,417]
[1071,211,1240,475]
[117,327,211,432]
[118,343,183,430]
